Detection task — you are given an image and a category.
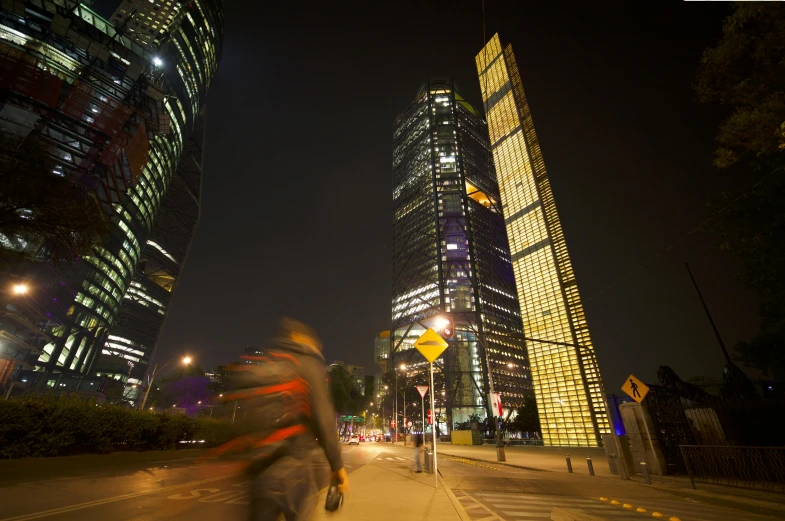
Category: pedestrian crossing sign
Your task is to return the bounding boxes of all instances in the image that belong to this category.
[621,374,649,403]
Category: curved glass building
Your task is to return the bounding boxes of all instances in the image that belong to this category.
[0,0,223,390]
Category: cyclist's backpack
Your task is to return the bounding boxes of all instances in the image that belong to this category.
[211,350,312,468]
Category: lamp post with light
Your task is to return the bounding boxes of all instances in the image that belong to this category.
[139,356,192,410]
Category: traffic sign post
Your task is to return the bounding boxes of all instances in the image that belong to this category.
[621,374,660,477]
[414,328,448,489]
[416,385,428,433]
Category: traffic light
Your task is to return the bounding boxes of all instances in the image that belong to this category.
[441,317,454,339]
[427,409,433,425]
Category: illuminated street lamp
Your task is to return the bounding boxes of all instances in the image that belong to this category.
[12,283,28,295]
[139,355,192,410]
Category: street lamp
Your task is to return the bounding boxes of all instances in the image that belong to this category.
[139,355,192,410]
[394,364,407,443]
[12,283,28,295]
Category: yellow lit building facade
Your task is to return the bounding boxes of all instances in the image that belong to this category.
[475,34,610,446]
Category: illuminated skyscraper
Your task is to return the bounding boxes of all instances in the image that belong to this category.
[476,34,610,446]
[0,0,223,396]
[109,0,181,50]
[392,78,532,426]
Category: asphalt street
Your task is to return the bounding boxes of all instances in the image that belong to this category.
[0,443,782,521]
[0,443,382,521]
[436,451,785,521]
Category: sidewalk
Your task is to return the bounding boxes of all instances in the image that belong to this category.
[439,444,610,476]
[310,454,467,521]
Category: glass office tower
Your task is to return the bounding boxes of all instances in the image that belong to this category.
[392,78,532,426]
[476,34,610,446]
[0,0,223,391]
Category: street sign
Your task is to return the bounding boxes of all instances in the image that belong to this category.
[414,328,448,363]
[427,410,432,424]
[390,419,396,429]
[407,421,412,428]
[621,374,650,403]
[489,392,503,417]
[416,385,429,398]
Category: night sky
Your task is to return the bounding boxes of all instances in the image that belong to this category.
[96,1,762,391]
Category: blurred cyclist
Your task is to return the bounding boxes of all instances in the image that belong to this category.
[216,318,348,520]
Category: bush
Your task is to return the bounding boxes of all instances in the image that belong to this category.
[0,396,239,459]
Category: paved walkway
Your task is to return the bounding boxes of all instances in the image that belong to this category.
[437,444,611,476]
[310,451,467,521]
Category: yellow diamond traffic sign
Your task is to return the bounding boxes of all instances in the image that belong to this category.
[621,374,650,403]
[414,328,448,363]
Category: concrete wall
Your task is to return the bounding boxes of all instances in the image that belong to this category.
[619,402,668,475]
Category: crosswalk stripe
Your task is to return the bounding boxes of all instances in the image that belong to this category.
[478,495,599,505]
[499,513,550,518]
[490,503,615,510]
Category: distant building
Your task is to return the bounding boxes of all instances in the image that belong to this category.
[374,330,390,373]
[327,360,345,372]
[205,370,222,384]
[347,365,364,393]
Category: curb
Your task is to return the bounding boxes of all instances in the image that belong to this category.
[439,477,473,521]
[439,451,549,473]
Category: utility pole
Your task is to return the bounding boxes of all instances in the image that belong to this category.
[685,262,731,364]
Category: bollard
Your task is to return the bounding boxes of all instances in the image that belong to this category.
[640,461,652,485]
[566,454,573,473]
[586,456,595,477]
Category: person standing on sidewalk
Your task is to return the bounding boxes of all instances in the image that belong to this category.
[411,432,424,473]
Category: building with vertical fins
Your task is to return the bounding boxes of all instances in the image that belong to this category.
[476,34,610,446]
[0,0,223,398]
[391,78,532,427]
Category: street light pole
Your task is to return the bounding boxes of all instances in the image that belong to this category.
[139,356,191,410]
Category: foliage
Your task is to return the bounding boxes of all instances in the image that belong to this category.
[0,131,109,262]
[697,2,785,379]
[454,413,482,431]
[0,396,238,459]
[328,366,353,414]
[510,394,541,434]
[695,2,785,168]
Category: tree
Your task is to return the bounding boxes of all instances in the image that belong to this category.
[695,2,785,168]
[696,2,785,379]
[511,394,540,434]
[0,132,110,262]
[327,366,353,415]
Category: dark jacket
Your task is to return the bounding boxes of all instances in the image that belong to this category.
[270,337,344,473]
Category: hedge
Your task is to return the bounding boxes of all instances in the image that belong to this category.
[0,396,243,459]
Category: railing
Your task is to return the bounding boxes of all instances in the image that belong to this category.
[680,445,785,494]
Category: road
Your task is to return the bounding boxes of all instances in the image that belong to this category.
[0,443,382,521]
[0,442,782,521]
[436,451,784,521]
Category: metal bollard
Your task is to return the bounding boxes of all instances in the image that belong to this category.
[640,461,651,485]
[586,456,595,476]
[565,454,573,473]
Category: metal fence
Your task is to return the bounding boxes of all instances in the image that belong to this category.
[680,445,785,494]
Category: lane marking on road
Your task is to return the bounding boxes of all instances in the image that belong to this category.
[17,473,111,485]
[0,472,241,521]
[445,457,500,471]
